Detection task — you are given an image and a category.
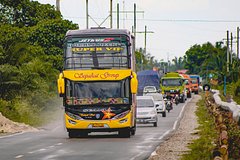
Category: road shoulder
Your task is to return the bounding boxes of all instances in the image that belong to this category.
[149,95,201,160]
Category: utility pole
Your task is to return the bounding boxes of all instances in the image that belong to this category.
[110,0,113,28]
[112,4,144,30]
[134,3,136,39]
[227,30,229,73]
[117,3,119,29]
[136,26,154,56]
[86,0,113,29]
[86,0,89,29]
[237,27,239,59]
[231,32,233,64]
[56,0,60,11]
[135,26,154,70]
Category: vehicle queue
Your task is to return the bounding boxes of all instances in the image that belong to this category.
[136,69,200,127]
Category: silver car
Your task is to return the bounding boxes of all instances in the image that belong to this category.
[136,96,158,127]
[145,93,166,117]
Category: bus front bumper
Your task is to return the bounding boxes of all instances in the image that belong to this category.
[65,114,132,131]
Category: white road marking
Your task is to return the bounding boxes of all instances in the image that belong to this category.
[56,143,62,146]
[173,101,188,130]
[0,132,25,139]
[129,151,147,160]
[158,130,171,140]
[15,155,24,159]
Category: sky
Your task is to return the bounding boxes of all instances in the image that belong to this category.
[36,0,240,62]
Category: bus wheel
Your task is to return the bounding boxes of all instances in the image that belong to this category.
[119,129,131,138]
[131,126,136,136]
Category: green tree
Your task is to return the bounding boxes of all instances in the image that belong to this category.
[171,56,185,71]
[0,0,77,125]
[185,42,214,74]
[0,0,61,27]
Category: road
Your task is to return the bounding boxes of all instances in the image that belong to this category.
[0,97,192,160]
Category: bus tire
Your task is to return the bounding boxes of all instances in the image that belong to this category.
[131,126,136,136]
[162,111,166,117]
[153,122,158,127]
[119,129,131,138]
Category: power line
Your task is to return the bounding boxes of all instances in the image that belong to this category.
[139,19,240,23]
[64,16,240,23]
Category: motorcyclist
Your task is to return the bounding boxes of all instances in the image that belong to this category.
[165,92,173,102]
[164,92,173,111]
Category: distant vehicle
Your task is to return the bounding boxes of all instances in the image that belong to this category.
[145,93,166,117]
[137,70,161,95]
[160,72,187,103]
[136,96,158,127]
[190,75,200,94]
[180,73,192,98]
[143,86,158,95]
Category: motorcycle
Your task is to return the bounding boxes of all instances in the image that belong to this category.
[164,98,173,112]
[174,95,179,105]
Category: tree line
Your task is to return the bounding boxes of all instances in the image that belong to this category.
[0,0,78,125]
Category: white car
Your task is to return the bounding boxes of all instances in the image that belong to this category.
[145,93,166,117]
[136,96,158,127]
[143,86,157,95]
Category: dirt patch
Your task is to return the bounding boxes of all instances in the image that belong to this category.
[0,112,38,135]
[148,95,201,160]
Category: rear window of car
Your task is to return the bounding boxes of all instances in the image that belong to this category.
[146,94,162,101]
[137,99,154,107]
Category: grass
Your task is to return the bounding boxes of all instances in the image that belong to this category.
[180,94,218,160]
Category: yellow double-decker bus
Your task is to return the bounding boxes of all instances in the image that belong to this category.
[58,28,138,138]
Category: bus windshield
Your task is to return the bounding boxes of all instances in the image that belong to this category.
[65,78,130,105]
[64,36,130,70]
[162,79,182,86]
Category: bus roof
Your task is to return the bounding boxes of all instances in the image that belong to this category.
[66,28,132,37]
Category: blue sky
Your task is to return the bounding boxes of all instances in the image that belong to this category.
[36,0,240,62]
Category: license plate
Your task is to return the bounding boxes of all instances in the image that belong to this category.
[92,123,104,127]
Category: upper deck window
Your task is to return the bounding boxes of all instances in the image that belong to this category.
[64,36,130,70]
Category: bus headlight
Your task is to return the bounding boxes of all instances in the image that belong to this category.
[66,111,83,120]
[112,110,130,120]
[119,118,128,124]
[68,119,77,125]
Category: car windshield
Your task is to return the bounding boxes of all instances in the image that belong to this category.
[144,86,156,92]
[192,79,198,84]
[64,36,129,69]
[137,99,154,108]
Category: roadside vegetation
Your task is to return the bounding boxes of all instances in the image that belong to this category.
[0,0,78,126]
[181,94,218,160]
[214,80,240,104]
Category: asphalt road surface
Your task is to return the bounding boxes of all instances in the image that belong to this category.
[0,97,192,160]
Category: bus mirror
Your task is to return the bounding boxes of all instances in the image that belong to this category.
[57,73,65,97]
[131,72,138,94]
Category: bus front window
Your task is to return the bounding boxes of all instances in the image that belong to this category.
[65,79,130,105]
[64,36,130,70]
